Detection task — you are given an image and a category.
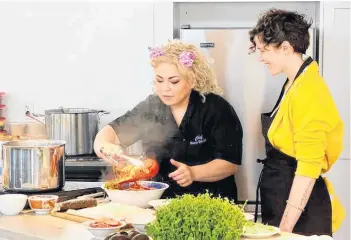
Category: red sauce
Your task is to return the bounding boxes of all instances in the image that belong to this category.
[89,217,122,228]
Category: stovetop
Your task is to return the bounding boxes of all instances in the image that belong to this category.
[65,154,111,182]
[65,153,104,163]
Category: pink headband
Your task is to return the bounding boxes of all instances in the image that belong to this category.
[148,47,195,67]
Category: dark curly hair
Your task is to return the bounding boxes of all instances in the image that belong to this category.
[249,9,313,54]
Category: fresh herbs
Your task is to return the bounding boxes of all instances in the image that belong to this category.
[145,193,250,240]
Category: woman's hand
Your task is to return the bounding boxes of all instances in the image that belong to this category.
[100,142,123,156]
[168,159,194,187]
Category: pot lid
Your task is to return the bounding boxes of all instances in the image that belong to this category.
[2,139,66,148]
[45,108,101,114]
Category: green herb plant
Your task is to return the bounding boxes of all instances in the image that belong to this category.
[145,192,251,240]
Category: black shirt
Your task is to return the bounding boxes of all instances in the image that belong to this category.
[109,90,243,201]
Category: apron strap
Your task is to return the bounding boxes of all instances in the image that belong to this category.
[270,56,314,117]
[257,158,265,163]
[254,168,264,222]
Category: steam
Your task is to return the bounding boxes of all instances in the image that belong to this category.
[98,114,177,183]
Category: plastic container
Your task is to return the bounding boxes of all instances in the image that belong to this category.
[0,104,6,116]
[0,92,6,105]
[0,117,5,131]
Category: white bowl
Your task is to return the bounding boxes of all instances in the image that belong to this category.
[127,211,156,233]
[244,213,255,221]
[148,199,172,210]
[82,219,126,238]
[102,181,169,208]
[0,194,28,215]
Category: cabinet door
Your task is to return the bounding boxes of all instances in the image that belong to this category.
[322,2,350,239]
[322,1,350,160]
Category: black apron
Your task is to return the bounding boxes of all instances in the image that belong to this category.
[255,57,332,236]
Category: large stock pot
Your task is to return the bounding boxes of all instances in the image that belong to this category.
[27,108,109,156]
[1,140,66,192]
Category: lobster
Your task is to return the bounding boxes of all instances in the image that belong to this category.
[112,158,160,184]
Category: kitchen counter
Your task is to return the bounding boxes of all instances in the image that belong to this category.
[0,181,302,239]
[0,212,301,240]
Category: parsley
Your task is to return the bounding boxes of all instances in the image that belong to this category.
[145,192,250,240]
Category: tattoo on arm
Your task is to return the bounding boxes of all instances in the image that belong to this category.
[279,176,316,232]
[299,178,315,208]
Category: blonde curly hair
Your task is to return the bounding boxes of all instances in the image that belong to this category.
[149,39,223,96]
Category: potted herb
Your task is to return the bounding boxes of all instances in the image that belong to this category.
[145,193,249,240]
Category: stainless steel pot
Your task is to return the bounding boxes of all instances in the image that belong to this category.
[45,108,109,156]
[26,108,109,156]
[1,140,66,192]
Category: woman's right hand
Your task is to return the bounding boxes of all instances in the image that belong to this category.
[99,142,124,158]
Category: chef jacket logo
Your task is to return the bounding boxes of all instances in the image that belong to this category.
[190,135,207,145]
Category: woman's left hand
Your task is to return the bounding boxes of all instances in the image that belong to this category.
[168,159,194,187]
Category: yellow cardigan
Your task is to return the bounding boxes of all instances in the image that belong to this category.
[267,61,345,232]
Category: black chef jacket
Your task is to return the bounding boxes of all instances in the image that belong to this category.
[109,90,243,201]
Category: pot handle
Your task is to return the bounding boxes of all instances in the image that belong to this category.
[25,110,45,124]
[97,110,110,124]
[98,110,110,116]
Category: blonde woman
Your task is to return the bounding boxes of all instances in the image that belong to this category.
[94,40,243,200]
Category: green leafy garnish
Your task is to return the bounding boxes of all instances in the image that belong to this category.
[145,192,251,240]
[243,222,277,234]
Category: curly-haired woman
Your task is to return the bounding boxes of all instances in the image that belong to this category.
[94,40,243,200]
[250,9,345,236]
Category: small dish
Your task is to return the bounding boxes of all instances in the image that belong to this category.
[82,218,126,238]
[244,213,255,221]
[28,195,58,214]
[148,199,172,210]
[242,224,280,238]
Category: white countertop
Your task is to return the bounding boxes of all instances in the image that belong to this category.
[0,212,94,240]
[0,212,301,240]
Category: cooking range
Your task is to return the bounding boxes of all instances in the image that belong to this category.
[65,153,111,182]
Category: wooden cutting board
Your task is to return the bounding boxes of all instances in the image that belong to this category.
[50,211,94,223]
[50,202,152,223]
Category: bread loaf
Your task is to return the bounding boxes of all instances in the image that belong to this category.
[57,198,98,212]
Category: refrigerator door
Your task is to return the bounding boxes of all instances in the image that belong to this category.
[180,28,315,204]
